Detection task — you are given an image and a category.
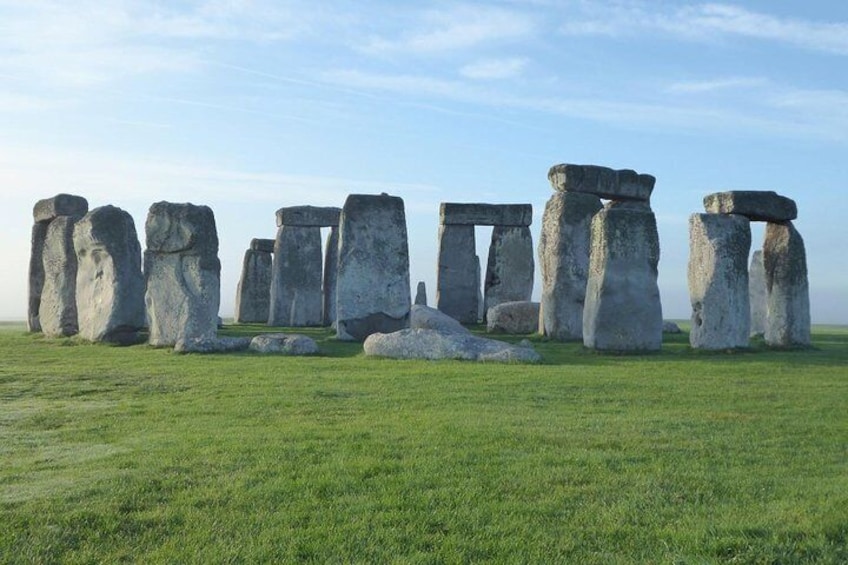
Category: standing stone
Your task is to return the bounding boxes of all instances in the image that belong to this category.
[40,216,82,337]
[322,226,340,327]
[268,225,323,326]
[763,222,810,347]
[414,281,427,306]
[336,194,411,341]
[436,224,478,323]
[687,213,752,349]
[538,191,603,341]
[234,249,273,323]
[483,226,534,318]
[749,250,767,337]
[73,206,146,344]
[583,201,662,351]
[476,256,483,323]
[144,202,220,347]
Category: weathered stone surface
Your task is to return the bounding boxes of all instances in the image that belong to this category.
[322,226,339,327]
[144,202,220,347]
[410,305,469,334]
[414,281,427,306]
[174,336,251,354]
[440,203,532,227]
[27,222,49,332]
[484,226,534,318]
[663,321,682,334]
[538,191,603,341]
[688,213,751,349]
[251,238,275,253]
[487,301,540,334]
[33,193,89,224]
[276,206,341,227]
[363,328,541,363]
[703,191,797,222]
[436,224,478,323]
[583,201,663,351]
[249,333,319,355]
[234,249,272,324]
[268,225,323,326]
[749,250,767,336]
[476,256,483,323]
[40,216,81,337]
[336,194,411,341]
[548,164,655,202]
[763,221,810,347]
[73,206,146,344]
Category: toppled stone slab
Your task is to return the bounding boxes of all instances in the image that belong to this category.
[363,328,541,363]
[410,305,469,334]
[749,250,767,336]
[234,249,273,324]
[703,191,797,222]
[40,216,81,337]
[436,224,478,324]
[483,226,534,317]
[74,205,146,345]
[249,333,319,355]
[269,225,323,327]
[763,221,810,347]
[251,238,275,253]
[548,164,655,202]
[174,336,251,354]
[276,206,341,227]
[487,301,540,334]
[662,321,682,334]
[414,281,427,306]
[33,193,89,223]
[440,203,532,227]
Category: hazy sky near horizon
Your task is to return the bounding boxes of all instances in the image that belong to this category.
[1,0,846,323]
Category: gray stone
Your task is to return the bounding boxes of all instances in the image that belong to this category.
[33,193,88,224]
[268,225,323,326]
[276,206,341,227]
[336,194,411,341]
[40,216,81,337]
[703,191,797,222]
[476,256,483,323]
[144,202,220,347]
[688,213,752,349]
[249,333,319,355]
[440,203,532,227]
[174,336,251,354]
[583,201,663,351]
[663,321,682,334]
[487,301,541,334]
[323,226,340,327]
[749,250,767,336]
[763,221,810,347]
[436,224,478,323]
[538,191,603,341]
[73,206,146,344]
[363,328,541,363]
[27,222,49,332]
[234,249,272,323]
[251,238,275,253]
[410,305,469,334]
[548,164,655,202]
[414,281,427,306]
[483,226,534,318]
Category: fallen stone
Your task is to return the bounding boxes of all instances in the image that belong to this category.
[251,238,275,253]
[414,281,427,306]
[249,333,319,355]
[703,191,797,222]
[174,336,251,354]
[487,301,541,334]
[234,249,273,324]
[436,224,478,323]
[363,328,541,363]
[276,206,341,227]
[410,305,469,334]
[440,203,532,226]
[662,321,682,334]
[749,250,767,336]
[763,221,810,347]
[268,225,323,327]
[548,164,655,202]
[483,226,534,318]
[33,193,89,224]
[40,216,81,337]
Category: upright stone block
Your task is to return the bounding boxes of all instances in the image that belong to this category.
[763,221,810,347]
[414,281,427,306]
[583,202,663,351]
[322,226,340,327]
[144,202,221,347]
[73,206,146,344]
[436,224,478,324]
[749,250,767,336]
[269,225,323,327]
[234,249,272,323]
[40,216,82,337]
[538,191,603,341]
[687,213,751,349]
[483,226,534,318]
[336,194,411,341]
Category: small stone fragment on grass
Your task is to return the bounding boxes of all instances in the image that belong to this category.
[249,333,319,355]
[174,337,251,354]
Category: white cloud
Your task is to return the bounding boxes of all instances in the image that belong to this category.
[460,57,528,80]
[666,76,768,94]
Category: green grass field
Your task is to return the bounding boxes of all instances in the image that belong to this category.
[1,323,846,563]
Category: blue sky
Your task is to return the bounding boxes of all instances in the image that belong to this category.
[1,0,846,323]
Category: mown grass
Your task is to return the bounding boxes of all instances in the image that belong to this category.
[1,323,846,563]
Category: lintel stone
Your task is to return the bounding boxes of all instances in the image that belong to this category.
[251,238,275,253]
[33,193,89,223]
[548,164,655,202]
[703,191,797,222]
[439,203,532,226]
[275,206,341,227]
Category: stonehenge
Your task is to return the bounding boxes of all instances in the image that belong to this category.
[234,239,274,324]
[763,221,811,347]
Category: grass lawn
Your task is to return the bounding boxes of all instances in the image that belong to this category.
[1,323,846,563]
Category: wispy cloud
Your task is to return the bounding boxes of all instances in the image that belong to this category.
[460,57,529,80]
[666,76,768,94]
